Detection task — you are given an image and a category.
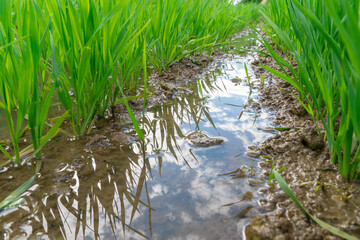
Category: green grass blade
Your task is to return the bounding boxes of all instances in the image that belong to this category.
[0,174,37,210]
[0,160,42,211]
[274,171,358,240]
[0,145,13,161]
[25,111,69,164]
[260,64,302,94]
[117,85,144,143]
[0,35,31,50]
[142,38,147,128]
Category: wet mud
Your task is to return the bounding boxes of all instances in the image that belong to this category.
[0,32,274,240]
[186,132,224,147]
[246,44,360,239]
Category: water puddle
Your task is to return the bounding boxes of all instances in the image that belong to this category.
[0,39,276,239]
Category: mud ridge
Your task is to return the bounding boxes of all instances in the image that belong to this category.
[245,44,360,239]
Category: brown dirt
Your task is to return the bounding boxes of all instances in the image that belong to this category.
[245,45,360,239]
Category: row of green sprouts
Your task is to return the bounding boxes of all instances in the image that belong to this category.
[260,0,360,180]
[0,0,260,166]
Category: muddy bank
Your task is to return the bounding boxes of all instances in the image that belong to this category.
[245,44,360,239]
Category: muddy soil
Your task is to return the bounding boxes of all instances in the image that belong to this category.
[2,31,360,240]
[245,44,360,239]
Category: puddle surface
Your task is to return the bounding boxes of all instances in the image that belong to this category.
[0,48,275,239]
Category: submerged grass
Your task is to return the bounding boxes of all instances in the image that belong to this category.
[261,0,360,180]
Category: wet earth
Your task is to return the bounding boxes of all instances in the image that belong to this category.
[186,132,224,147]
[1,31,360,240]
[0,32,275,240]
[246,42,360,239]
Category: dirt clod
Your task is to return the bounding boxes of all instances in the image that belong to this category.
[186,132,224,147]
[109,132,135,145]
[299,126,324,150]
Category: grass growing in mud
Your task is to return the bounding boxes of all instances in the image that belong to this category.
[0,0,261,209]
[0,0,68,166]
[260,0,360,181]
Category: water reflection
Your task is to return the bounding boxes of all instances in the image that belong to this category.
[143,91,218,166]
[0,53,275,239]
[0,142,153,239]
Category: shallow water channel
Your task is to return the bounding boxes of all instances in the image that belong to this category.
[0,45,277,239]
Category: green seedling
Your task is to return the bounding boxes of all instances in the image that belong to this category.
[252,110,259,125]
[244,62,252,95]
[260,74,265,88]
[261,0,360,180]
[261,155,273,162]
[268,157,288,185]
[299,180,353,202]
[0,0,64,164]
[197,78,204,98]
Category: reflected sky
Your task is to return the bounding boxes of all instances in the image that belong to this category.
[126,55,274,239]
[0,52,275,239]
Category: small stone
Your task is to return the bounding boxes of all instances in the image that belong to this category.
[186,132,224,147]
[109,132,135,145]
[299,127,324,150]
[85,134,107,148]
[246,151,261,158]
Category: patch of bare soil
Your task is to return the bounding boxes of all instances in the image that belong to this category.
[147,54,216,102]
[245,45,360,239]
